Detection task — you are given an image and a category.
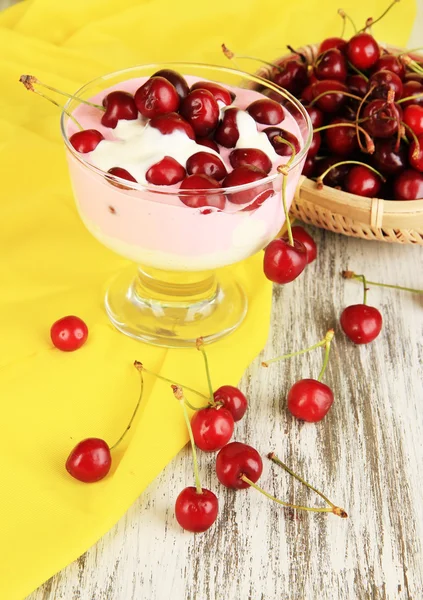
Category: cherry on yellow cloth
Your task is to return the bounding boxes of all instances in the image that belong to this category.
[0,0,414,598]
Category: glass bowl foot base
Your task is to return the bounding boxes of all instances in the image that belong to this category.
[104,265,248,348]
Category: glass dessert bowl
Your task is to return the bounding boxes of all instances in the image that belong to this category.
[61,62,312,348]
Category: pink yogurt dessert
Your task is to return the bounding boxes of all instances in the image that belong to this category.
[63,69,310,272]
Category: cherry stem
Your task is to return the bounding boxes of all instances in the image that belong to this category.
[317,330,334,382]
[35,77,104,110]
[356,85,376,153]
[313,122,374,154]
[262,329,334,367]
[309,89,363,107]
[357,0,400,33]
[267,453,347,517]
[339,9,347,38]
[196,338,216,405]
[342,270,423,294]
[401,120,421,159]
[399,55,423,75]
[347,61,369,81]
[172,385,202,495]
[286,45,307,64]
[316,160,384,190]
[275,140,297,247]
[109,365,144,451]
[398,47,423,57]
[397,92,423,105]
[133,361,210,403]
[221,44,285,73]
[338,9,357,34]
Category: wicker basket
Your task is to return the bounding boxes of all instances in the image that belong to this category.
[257,44,423,245]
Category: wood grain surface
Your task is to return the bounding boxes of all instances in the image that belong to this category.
[26,229,423,600]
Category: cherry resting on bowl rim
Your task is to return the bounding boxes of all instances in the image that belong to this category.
[61,64,312,347]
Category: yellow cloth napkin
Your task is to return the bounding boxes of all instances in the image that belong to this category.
[0,1,414,598]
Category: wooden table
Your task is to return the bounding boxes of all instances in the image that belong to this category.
[26,229,423,600]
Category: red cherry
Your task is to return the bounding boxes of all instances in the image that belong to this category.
[229,148,272,173]
[345,165,382,197]
[287,379,334,423]
[215,442,263,489]
[213,385,248,422]
[134,76,179,118]
[175,487,218,532]
[149,112,195,139]
[196,137,220,153]
[179,174,225,209]
[319,37,347,53]
[180,89,219,137]
[362,99,402,138]
[305,105,324,128]
[315,48,348,82]
[325,117,357,157]
[346,74,368,97]
[151,69,189,99]
[291,226,317,263]
[372,139,407,176]
[246,98,284,125]
[146,156,186,185]
[70,129,104,153]
[101,91,138,128]
[272,57,308,95]
[346,33,380,70]
[393,169,423,200]
[190,406,234,452]
[308,131,321,158]
[301,84,315,104]
[263,127,300,157]
[340,304,383,344]
[403,104,423,136]
[371,55,405,79]
[263,238,307,284]
[302,156,315,177]
[315,156,350,188]
[50,315,88,351]
[408,135,423,172]
[401,81,423,108]
[191,81,233,106]
[311,79,348,113]
[66,438,111,483]
[186,152,227,181]
[107,167,137,189]
[223,165,269,205]
[368,70,403,101]
[214,107,240,147]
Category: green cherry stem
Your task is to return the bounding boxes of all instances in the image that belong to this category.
[342,270,423,294]
[316,160,384,190]
[267,453,347,517]
[133,361,210,404]
[313,123,374,153]
[357,0,400,33]
[110,365,144,450]
[262,329,334,367]
[397,92,423,105]
[317,329,334,382]
[347,61,369,81]
[20,75,105,111]
[338,8,357,34]
[222,43,286,73]
[196,338,217,405]
[309,89,363,107]
[275,139,297,247]
[172,385,202,495]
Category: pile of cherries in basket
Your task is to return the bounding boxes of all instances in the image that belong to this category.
[259,1,423,200]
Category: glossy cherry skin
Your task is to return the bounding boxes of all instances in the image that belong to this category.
[287,379,334,422]
[372,139,407,176]
[301,84,315,104]
[66,438,111,483]
[346,33,380,70]
[179,174,225,209]
[325,117,357,157]
[191,406,234,452]
[146,156,186,185]
[229,148,272,173]
[305,105,324,128]
[70,129,104,153]
[152,68,189,99]
[213,386,248,422]
[263,238,307,284]
[319,37,347,53]
[291,226,317,263]
[403,104,423,136]
[393,169,423,200]
[191,80,233,106]
[50,315,88,351]
[308,131,321,158]
[175,487,218,532]
[315,48,347,82]
[345,165,382,197]
[315,156,350,188]
[401,81,423,108]
[197,137,220,153]
[410,139,423,172]
[107,167,137,189]
[302,156,315,177]
[149,112,195,139]
[311,80,348,113]
[134,76,179,118]
[101,91,138,128]
[180,89,219,137]
[186,152,227,180]
[362,99,402,138]
[215,442,263,490]
[223,165,269,205]
[246,98,284,125]
[264,127,300,157]
[340,304,383,344]
[214,107,240,147]
[371,55,405,79]
[368,70,403,102]
[346,74,368,97]
[272,57,308,95]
